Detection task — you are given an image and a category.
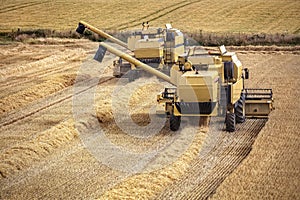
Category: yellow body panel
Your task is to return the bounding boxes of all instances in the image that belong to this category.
[178,71,219,102]
[134,48,163,58]
[127,35,142,51]
[188,56,215,65]
[170,65,181,85]
[229,78,244,104]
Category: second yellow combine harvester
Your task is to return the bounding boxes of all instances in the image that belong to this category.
[76,21,274,132]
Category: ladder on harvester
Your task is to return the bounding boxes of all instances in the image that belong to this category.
[244,88,274,118]
[164,30,173,64]
[164,42,172,64]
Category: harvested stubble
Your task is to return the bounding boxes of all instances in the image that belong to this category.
[94,77,208,199]
[0,38,299,199]
[210,52,300,200]
[0,45,86,79]
[95,77,174,153]
[100,127,207,199]
[0,74,76,116]
[0,119,78,179]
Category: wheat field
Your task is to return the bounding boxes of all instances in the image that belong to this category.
[0,0,299,199]
[0,38,299,199]
[0,0,299,33]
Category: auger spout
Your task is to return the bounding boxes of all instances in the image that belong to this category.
[76,20,128,49]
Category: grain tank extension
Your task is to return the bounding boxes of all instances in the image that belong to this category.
[76,21,274,132]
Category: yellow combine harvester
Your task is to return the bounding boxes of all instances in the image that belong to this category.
[76,21,274,132]
[77,21,186,80]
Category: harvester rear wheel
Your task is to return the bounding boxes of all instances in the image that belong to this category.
[235,94,245,123]
[226,112,236,132]
[170,114,181,131]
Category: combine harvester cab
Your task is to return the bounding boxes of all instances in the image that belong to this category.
[76,21,274,132]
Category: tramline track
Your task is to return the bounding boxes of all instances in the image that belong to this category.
[158,118,267,199]
[0,1,48,14]
[0,138,127,199]
[0,61,76,87]
[186,120,267,199]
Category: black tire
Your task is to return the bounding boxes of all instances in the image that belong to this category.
[226,112,236,132]
[235,94,245,123]
[170,114,181,131]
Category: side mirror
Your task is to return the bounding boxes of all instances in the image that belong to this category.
[244,68,249,79]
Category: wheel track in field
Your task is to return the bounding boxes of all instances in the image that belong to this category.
[186,119,266,199]
[0,60,80,98]
[0,138,128,199]
[158,118,267,199]
[175,1,223,24]
[0,49,86,93]
[107,0,186,30]
[0,76,114,128]
[0,1,48,14]
[174,1,261,30]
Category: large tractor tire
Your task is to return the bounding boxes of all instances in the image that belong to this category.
[226,112,236,132]
[170,114,181,131]
[235,94,245,123]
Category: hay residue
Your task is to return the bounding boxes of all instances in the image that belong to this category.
[93,76,208,198]
[0,47,86,79]
[99,128,207,199]
[94,77,171,153]
[95,77,164,124]
[0,74,76,116]
[0,119,78,179]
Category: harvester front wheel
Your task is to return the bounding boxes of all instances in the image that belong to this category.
[235,94,245,123]
[170,114,181,131]
[226,112,236,132]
